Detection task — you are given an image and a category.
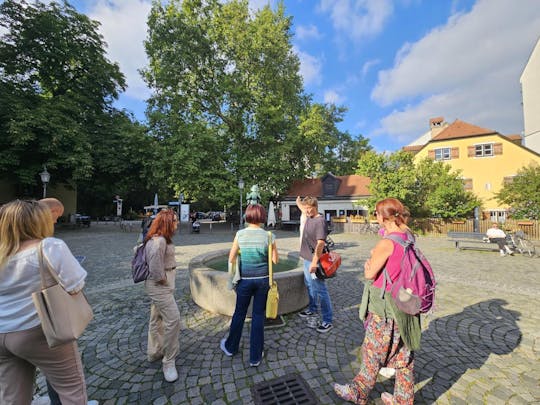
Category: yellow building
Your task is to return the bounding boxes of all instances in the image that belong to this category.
[404,117,540,221]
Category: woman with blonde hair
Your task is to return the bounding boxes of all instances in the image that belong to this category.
[0,200,89,404]
[143,209,181,382]
[333,198,421,405]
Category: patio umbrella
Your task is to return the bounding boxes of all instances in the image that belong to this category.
[267,201,276,228]
[153,193,158,214]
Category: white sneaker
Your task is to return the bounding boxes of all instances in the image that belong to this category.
[87,401,100,405]
[163,364,178,382]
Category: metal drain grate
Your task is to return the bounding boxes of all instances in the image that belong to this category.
[251,374,319,405]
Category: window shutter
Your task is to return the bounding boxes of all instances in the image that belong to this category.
[428,150,435,160]
[462,179,473,190]
[467,146,475,157]
[494,143,503,155]
[451,147,459,158]
[503,176,515,185]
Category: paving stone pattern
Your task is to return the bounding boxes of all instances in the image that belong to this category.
[34,223,540,404]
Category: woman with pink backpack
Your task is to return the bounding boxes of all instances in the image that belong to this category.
[332,198,422,405]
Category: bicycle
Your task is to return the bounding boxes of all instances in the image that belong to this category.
[507,231,536,257]
[358,221,380,235]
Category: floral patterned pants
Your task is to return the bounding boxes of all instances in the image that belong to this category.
[351,313,415,404]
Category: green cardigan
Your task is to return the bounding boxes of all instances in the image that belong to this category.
[358,280,422,351]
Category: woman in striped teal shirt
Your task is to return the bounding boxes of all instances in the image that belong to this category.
[220,204,278,367]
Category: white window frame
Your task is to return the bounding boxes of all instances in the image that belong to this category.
[474,143,494,157]
[434,147,451,161]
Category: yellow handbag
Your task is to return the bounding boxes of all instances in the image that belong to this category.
[265,231,279,319]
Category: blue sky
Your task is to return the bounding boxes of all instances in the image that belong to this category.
[57,1,540,151]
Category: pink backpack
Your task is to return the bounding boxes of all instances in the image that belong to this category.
[381,234,436,315]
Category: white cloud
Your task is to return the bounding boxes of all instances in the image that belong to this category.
[296,24,323,41]
[361,59,380,79]
[371,0,540,144]
[324,89,345,104]
[87,0,152,101]
[295,47,323,86]
[318,0,393,41]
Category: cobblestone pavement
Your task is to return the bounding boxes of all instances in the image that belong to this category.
[34,223,540,405]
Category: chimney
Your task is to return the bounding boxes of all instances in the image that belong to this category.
[429,116,445,138]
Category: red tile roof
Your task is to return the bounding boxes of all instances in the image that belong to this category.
[432,119,496,141]
[285,175,371,198]
[402,145,423,153]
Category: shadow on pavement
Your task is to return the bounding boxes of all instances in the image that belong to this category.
[410,299,521,403]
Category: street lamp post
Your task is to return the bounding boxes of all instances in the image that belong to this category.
[238,178,244,229]
[39,166,50,198]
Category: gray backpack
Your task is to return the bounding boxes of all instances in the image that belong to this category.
[131,242,149,283]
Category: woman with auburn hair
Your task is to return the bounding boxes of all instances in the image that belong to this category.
[220,204,279,367]
[0,200,89,404]
[333,198,421,405]
[143,209,181,382]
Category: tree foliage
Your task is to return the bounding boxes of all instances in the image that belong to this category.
[142,0,369,209]
[356,151,481,219]
[76,111,160,217]
[299,102,371,176]
[495,163,540,219]
[0,0,126,192]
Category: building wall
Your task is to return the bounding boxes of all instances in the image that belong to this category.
[520,38,540,154]
[414,135,540,211]
[0,179,77,221]
[280,199,369,221]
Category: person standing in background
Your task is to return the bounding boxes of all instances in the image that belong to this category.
[144,209,181,382]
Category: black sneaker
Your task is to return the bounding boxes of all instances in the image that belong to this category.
[316,322,333,333]
[299,310,315,318]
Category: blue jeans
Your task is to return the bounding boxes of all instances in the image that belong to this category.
[303,259,333,324]
[225,278,269,364]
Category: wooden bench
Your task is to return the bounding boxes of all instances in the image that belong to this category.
[447,231,500,251]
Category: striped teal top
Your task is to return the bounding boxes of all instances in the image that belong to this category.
[236,227,275,279]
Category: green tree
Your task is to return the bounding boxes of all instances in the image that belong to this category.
[143,0,361,208]
[356,151,480,218]
[414,157,481,218]
[495,163,540,219]
[356,150,418,209]
[76,111,160,217]
[299,102,371,176]
[0,0,126,192]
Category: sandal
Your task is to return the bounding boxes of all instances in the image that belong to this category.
[381,392,395,405]
[332,383,359,404]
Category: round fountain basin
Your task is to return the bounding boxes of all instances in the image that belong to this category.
[189,249,308,317]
